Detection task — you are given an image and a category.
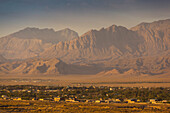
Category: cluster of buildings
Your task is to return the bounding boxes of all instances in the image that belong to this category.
[0,86,169,104]
[1,95,21,101]
[1,95,168,104]
[53,97,169,104]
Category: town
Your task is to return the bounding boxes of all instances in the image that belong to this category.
[0,85,169,104]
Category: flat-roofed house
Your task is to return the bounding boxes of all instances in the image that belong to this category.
[65,98,79,102]
[95,100,105,103]
[39,98,44,101]
[150,99,158,104]
[115,99,121,103]
[127,99,137,103]
[13,97,22,101]
[54,97,65,102]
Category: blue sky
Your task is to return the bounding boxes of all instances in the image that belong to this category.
[0,0,170,37]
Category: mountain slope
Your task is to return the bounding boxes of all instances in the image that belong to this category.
[39,19,170,75]
[0,55,6,62]
[40,25,144,63]
[0,19,169,76]
[40,19,170,64]
[0,58,103,75]
[0,54,169,75]
[106,53,170,75]
[131,19,170,55]
[8,27,79,44]
[0,28,78,59]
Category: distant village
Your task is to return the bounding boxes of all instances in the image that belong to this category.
[0,85,169,104]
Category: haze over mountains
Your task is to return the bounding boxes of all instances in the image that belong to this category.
[0,28,78,59]
[0,55,6,62]
[0,19,169,76]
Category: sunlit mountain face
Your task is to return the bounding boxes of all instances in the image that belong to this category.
[0,19,169,76]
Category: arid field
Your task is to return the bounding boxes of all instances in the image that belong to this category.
[0,73,170,87]
[0,100,170,113]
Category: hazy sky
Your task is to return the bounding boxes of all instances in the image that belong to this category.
[0,0,170,37]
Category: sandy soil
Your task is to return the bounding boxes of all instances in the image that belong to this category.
[0,73,170,87]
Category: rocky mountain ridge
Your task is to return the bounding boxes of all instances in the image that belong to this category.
[40,19,170,64]
[0,58,102,75]
[0,28,79,59]
[0,19,169,76]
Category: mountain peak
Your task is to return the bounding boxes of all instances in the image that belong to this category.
[131,19,170,30]
[106,25,128,32]
[58,28,78,34]
[63,28,72,31]
[22,27,55,32]
[5,27,78,43]
[0,27,79,59]
[24,27,39,30]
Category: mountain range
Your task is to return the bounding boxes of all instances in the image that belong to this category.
[0,28,78,59]
[0,19,169,76]
[41,19,169,63]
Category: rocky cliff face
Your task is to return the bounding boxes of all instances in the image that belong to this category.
[6,27,79,44]
[40,19,169,64]
[0,28,78,59]
[106,53,170,75]
[0,19,169,76]
[131,19,170,55]
[0,58,102,75]
[40,25,144,63]
[0,55,6,62]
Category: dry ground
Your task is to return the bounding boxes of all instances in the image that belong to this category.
[0,73,170,87]
[0,100,170,113]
